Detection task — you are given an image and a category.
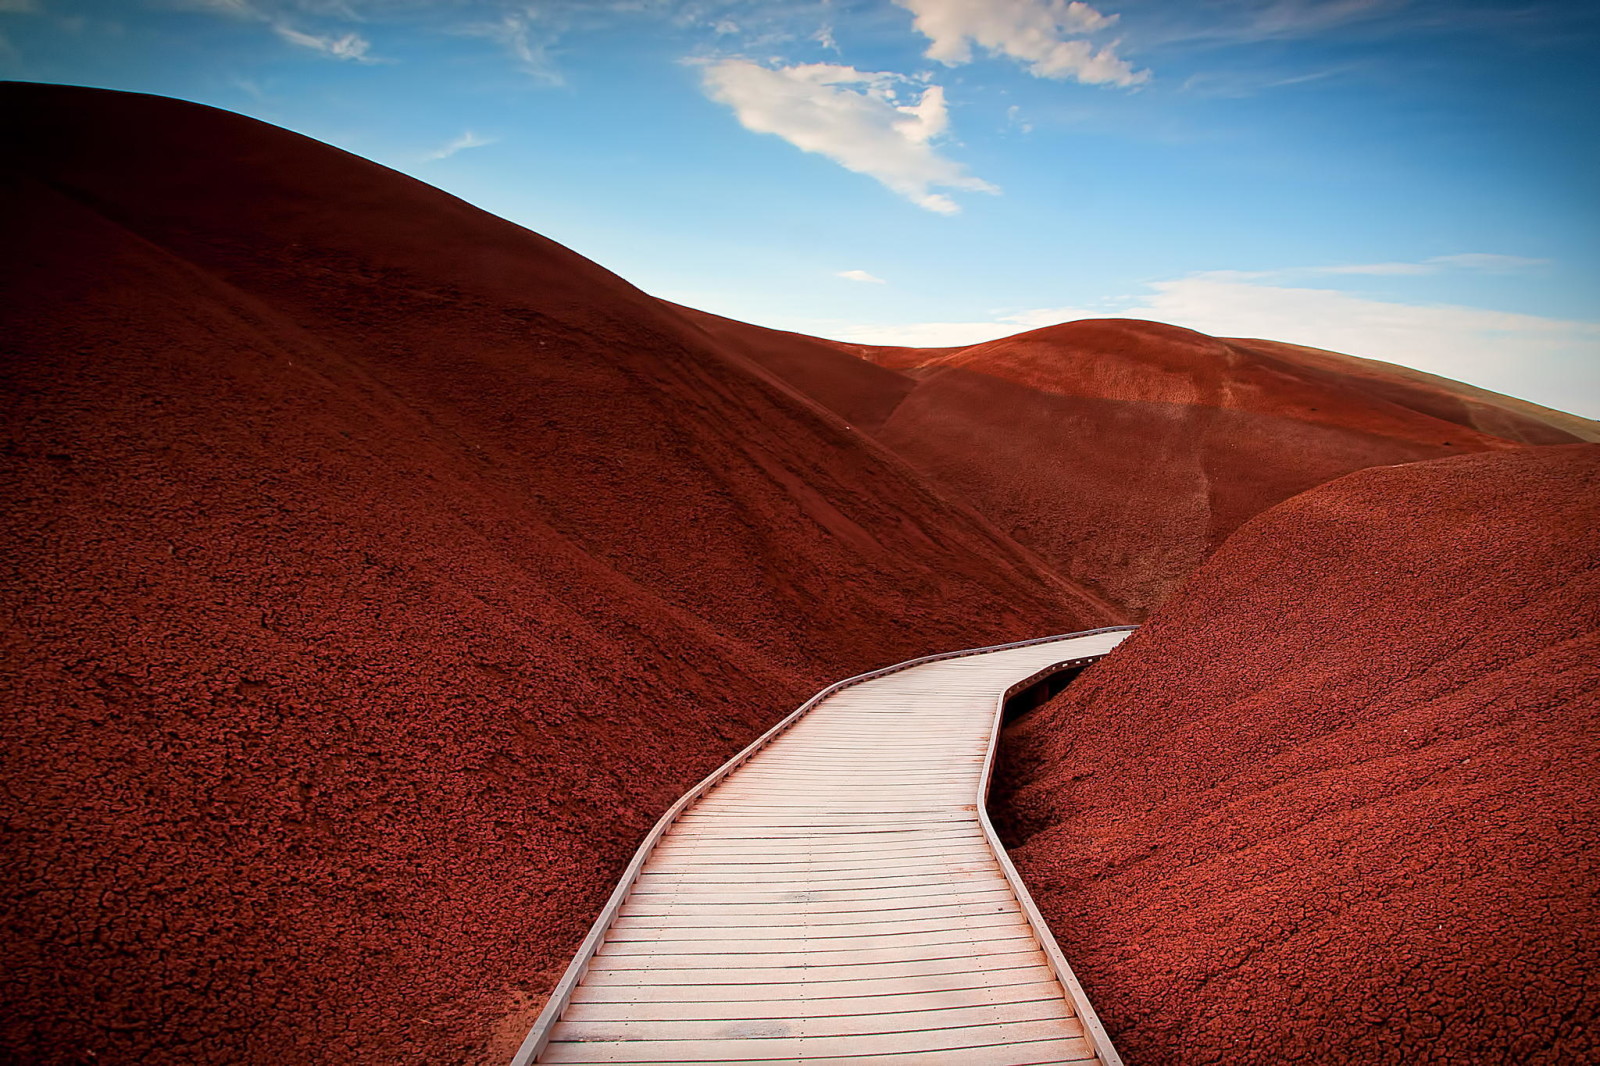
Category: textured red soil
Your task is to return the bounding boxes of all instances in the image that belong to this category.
[0,83,1114,1065]
[817,318,1591,616]
[994,445,1600,1063]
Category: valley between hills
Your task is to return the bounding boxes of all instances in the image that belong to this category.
[3,81,1596,1065]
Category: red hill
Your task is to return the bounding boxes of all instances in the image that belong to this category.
[994,444,1600,1063]
[842,318,1591,617]
[0,82,1110,1064]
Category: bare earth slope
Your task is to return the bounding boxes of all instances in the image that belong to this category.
[0,83,1113,1065]
[993,445,1600,1063]
[853,319,1593,617]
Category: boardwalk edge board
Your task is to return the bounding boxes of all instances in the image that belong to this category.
[510,625,1139,1066]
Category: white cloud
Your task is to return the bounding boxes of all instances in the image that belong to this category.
[180,1,382,62]
[1427,252,1550,272]
[458,11,562,83]
[1224,254,1552,280]
[826,274,1600,416]
[1299,252,1548,275]
[894,0,1148,87]
[172,0,257,15]
[1245,0,1391,40]
[837,269,886,284]
[425,130,496,161]
[1311,261,1435,276]
[273,22,373,60]
[699,59,998,214]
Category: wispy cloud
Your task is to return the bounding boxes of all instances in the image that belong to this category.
[1311,261,1436,276]
[699,59,998,214]
[1243,0,1392,40]
[0,0,41,13]
[425,130,496,161]
[456,10,562,84]
[1212,254,1552,280]
[1427,253,1551,272]
[172,0,256,15]
[1137,0,1395,49]
[837,269,886,284]
[1179,66,1348,98]
[273,22,374,61]
[178,0,382,62]
[893,0,1148,87]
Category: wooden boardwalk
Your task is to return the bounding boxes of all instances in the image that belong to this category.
[514,627,1135,1066]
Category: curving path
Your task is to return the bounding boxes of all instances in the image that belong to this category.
[514,627,1136,1066]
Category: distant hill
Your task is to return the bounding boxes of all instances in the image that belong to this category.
[685,310,1594,616]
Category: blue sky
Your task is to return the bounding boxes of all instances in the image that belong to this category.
[4,0,1597,416]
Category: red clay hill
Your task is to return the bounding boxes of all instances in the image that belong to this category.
[0,82,1109,1064]
[993,445,1600,1063]
[4,81,1596,1065]
[685,309,1593,616]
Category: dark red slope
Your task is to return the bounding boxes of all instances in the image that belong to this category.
[846,319,1592,616]
[1226,336,1600,447]
[993,445,1600,1064]
[665,303,918,433]
[0,83,1113,1066]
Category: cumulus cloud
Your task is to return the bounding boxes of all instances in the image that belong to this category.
[894,0,1148,86]
[699,59,998,214]
[826,273,1600,416]
[273,22,374,60]
[837,269,886,284]
[425,130,496,161]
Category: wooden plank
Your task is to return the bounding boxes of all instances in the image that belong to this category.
[539,1019,1091,1062]
[703,784,966,795]
[666,819,984,834]
[645,847,994,869]
[672,815,971,829]
[593,930,1035,961]
[649,840,990,860]
[540,1036,1096,1066]
[568,965,1058,1004]
[590,935,1038,969]
[604,913,1030,944]
[629,871,994,893]
[638,855,991,877]
[552,998,1076,1041]
[622,880,1011,905]
[688,804,973,815]
[576,949,1051,987]
[560,982,1070,1024]
[618,891,1017,921]
[652,831,987,850]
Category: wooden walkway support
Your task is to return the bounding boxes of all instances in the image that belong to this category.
[513,626,1136,1066]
